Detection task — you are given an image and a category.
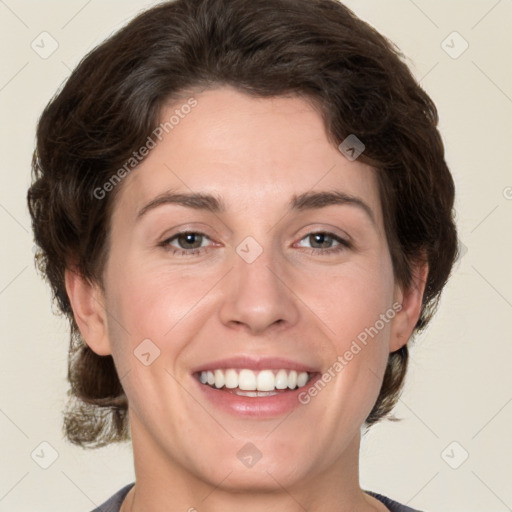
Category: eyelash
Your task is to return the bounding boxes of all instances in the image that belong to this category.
[159,231,351,257]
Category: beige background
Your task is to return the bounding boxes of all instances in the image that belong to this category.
[1,1,511,511]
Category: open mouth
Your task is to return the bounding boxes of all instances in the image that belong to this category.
[194,368,315,397]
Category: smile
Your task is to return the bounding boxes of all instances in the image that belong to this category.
[197,368,313,395]
[191,356,321,417]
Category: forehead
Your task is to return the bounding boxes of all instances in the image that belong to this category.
[114,87,382,225]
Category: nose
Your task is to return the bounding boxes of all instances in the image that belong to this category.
[218,243,300,336]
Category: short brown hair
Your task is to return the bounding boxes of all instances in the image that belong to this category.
[27,0,458,448]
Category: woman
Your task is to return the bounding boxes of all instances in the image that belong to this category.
[27,0,458,510]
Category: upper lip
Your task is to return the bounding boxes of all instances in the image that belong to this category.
[190,356,320,374]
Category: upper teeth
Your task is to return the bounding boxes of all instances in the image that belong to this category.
[199,369,310,391]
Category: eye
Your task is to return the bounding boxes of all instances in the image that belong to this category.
[159,230,351,257]
[296,231,351,255]
[160,231,212,256]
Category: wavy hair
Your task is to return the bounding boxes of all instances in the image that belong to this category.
[27,0,458,447]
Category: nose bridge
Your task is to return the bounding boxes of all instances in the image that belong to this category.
[218,235,299,334]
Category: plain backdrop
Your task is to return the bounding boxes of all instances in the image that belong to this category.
[1,1,511,511]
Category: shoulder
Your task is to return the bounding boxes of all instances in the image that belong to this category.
[90,483,135,512]
[365,490,426,512]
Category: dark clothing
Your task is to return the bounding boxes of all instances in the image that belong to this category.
[91,483,425,511]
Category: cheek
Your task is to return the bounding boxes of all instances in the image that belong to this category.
[311,258,394,335]
[310,260,395,402]
[313,269,394,424]
[101,257,165,363]
[105,254,187,333]
[102,258,219,371]
[101,267,189,418]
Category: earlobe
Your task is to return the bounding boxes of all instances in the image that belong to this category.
[64,267,111,356]
[389,259,429,353]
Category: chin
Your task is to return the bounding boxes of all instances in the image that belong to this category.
[200,460,306,493]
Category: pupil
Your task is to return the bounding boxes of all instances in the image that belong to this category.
[181,233,201,249]
[312,233,330,248]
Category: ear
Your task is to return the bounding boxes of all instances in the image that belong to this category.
[389,257,429,353]
[64,267,111,356]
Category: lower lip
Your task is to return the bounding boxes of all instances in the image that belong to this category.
[194,373,321,418]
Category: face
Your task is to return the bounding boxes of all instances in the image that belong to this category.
[75,86,420,492]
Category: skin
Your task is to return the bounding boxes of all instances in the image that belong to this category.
[66,86,428,512]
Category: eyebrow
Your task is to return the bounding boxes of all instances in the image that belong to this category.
[136,190,376,225]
